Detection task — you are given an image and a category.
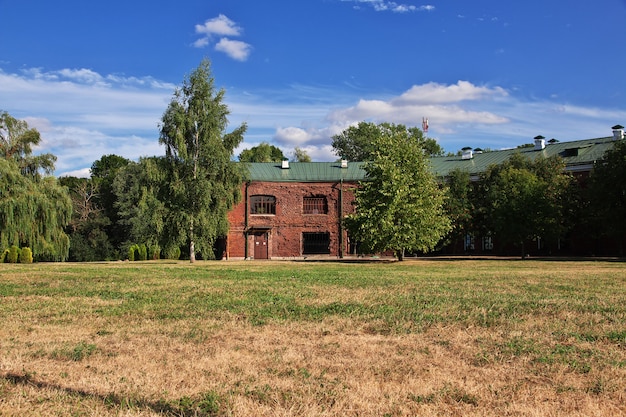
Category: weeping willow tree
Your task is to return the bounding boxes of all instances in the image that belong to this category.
[0,111,72,261]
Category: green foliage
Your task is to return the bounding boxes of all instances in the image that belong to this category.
[90,154,131,251]
[474,153,574,256]
[292,147,312,162]
[138,244,148,261]
[60,175,118,261]
[158,59,247,262]
[128,244,139,261]
[113,157,167,254]
[0,249,7,263]
[332,121,444,161]
[163,245,181,260]
[345,123,451,259]
[149,244,161,260]
[587,140,626,254]
[0,113,72,261]
[0,110,56,177]
[443,169,474,252]
[19,247,33,263]
[239,142,284,162]
[6,246,20,263]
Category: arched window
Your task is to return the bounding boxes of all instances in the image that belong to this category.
[250,195,276,215]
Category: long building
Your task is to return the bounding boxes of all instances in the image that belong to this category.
[224,126,624,259]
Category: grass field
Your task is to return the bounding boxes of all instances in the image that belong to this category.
[1,259,625,416]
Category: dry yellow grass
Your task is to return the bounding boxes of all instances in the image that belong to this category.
[1,259,624,416]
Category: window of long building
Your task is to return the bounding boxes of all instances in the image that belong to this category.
[303,196,328,214]
[303,232,330,254]
[250,195,276,215]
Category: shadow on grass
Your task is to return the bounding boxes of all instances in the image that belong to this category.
[2,372,221,416]
[294,255,625,263]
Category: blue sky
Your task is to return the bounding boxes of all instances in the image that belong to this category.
[1,0,625,177]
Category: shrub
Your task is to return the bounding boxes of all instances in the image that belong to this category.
[164,245,181,260]
[7,246,20,263]
[149,244,161,260]
[19,247,33,263]
[128,244,139,261]
[138,244,148,261]
[0,249,8,263]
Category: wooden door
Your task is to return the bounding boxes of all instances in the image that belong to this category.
[254,232,268,259]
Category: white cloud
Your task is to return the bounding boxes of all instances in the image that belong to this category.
[342,0,435,13]
[193,15,252,61]
[394,80,508,104]
[195,14,242,37]
[215,38,252,61]
[3,67,625,173]
[0,67,172,176]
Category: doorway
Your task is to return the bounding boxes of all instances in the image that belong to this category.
[254,232,268,259]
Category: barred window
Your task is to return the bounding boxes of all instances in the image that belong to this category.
[303,196,327,214]
[303,232,330,254]
[250,195,276,215]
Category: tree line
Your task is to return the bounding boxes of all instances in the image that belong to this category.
[2,60,625,262]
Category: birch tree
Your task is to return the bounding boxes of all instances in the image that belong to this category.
[159,59,246,262]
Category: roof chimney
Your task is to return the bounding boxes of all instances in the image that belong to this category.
[461,148,473,160]
[341,159,348,168]
[612,125,624,141]
[534,135,546,150]
[281,158,289,169]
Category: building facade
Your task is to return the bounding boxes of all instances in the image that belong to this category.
[225,127,624,259]
[225,160,365,259]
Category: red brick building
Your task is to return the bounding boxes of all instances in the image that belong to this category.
[225,127,624,259]
[225,160,365,259]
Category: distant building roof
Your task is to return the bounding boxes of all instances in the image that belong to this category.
[245,136,619,182]
[429,136,616,178]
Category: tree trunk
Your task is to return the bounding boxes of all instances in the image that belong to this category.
[189,223,196,263]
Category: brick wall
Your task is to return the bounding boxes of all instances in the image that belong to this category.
[226,181,357,259]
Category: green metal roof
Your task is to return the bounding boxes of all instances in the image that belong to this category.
[246,161,367,182]
[245,137,619,182]
[429,136,617,177]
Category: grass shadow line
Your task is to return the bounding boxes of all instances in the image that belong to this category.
[2,372,219,417]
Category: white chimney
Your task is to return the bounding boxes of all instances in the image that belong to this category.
[341,159,348,168]
[281,159,289,169]
[612,125,624,141]
[534,135,546,150]
[461,149,473,160]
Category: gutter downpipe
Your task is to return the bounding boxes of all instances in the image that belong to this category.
[339,178,344,259]
[244,181,250,260]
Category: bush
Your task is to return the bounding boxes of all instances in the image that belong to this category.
[149,244,161,260]
[138,244,148,261]
[164,245,181,260]
[19,247,33,263]
[6,246,20,263]
[128,244,139,261]
[1,249,9,263]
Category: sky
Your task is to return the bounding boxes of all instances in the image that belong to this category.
[1,0,625,177]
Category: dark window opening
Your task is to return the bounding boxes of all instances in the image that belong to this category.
[250,195,276,215]
[303,232,330,254]
[303,196,328,214]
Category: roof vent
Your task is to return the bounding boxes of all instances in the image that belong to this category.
[281,159,289,169]
[341,159,348,168]
[612,125,624,141]
[461,149,473,160]
[534,135,546,150]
